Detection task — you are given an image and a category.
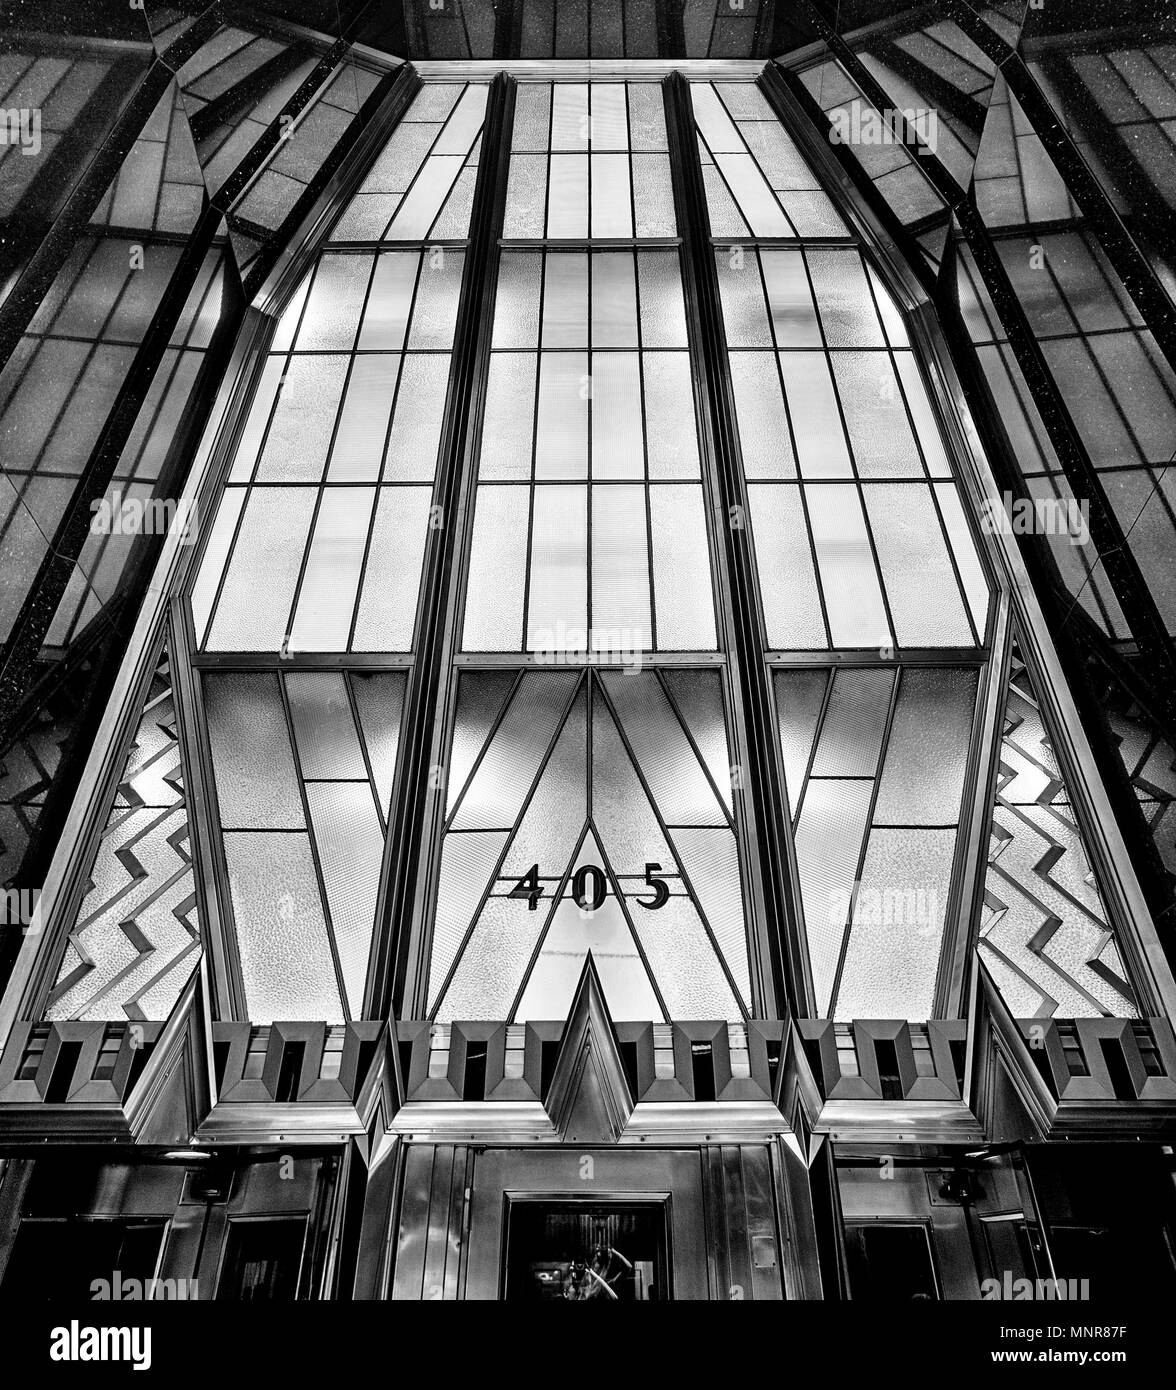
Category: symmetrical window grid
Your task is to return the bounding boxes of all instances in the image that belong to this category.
[504,82,677,240]
[428,669,749,1024]
[464,247,718,653]
[30,68,1154,1036]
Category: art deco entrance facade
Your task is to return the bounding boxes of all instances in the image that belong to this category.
[1,2,1175,1301]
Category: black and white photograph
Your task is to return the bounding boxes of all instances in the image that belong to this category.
[0,0,1171,1368]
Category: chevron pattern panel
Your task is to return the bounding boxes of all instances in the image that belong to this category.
[979,647,1138,1019]
[44,644,201,1022]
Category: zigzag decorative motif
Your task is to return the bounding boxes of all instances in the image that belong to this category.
[45,644,201,1022]
[978,647,1138,1019]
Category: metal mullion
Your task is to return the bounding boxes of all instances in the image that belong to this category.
[825,667,902,1019]
[188,44,313,148]
[428,671,587,1015]
[796,242,900,651]
[368,74,518,1021]
[627,83,660,652]
[665,70,804,1019]
[276,670,353,1022]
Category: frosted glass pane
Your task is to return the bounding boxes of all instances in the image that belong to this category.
[548,153,589,236]
[834,828,955,1020]
[352,671,406,817]
[305,781,383,1018]
[255,354,348,483]
[632,154,676,237]
[352,486,433,651]
[590,83,628,150]
[779,352,853,479]
[773,668,829,813]
[535,352,588,478]
[289,487,375,652]
[228,356,284,482]
[527,485,588,647]
[644,353,699,479]
[408,250,463,347]
[810,667,894,777]
[357,251,418,351]
[591,484,651,648]
[480,353,536,480]
[631,896,741,1020]
[832,352,923,479]
[590,153,633,237]
[638,252,688,348]
[503,153,546,237]
[627,83,667,151]
[552,83,589,149]
[384,354,449,481]
[294,253,371,350]
[192,487,246,644]
[463,486,527,650]
[433,83,486,154]
[806,248,885,347]
[225,831,343,1023]
[748,484,827,648]
[716,250,771,347]
[513,83,551,151]
[603,671,726,826]
[493,252,542,348]
[661,670,733,814]
[327,354,398,482]
[590,353,643,479]
[667,826,750,1006]
[428,829,510,1006]
[385,154,464,239]
[934,481,989,638]
[863,484,973,646]
[541,252,588,347]
[285,671,366,780]
[651,484,718,650]
[760,248,821,347]
[692,83,744,153]
[731,351,795,479]
[714,151,792,237]
[895,352,952,476]
[591,253,638,348]
[793,778,872,1015]
[806,484,891,648]
[207,487,317,650]
[451,670,574,829]
[205,673,304,830]
[874,668,977,825]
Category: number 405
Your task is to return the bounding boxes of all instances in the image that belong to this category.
[508,862,671,912]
